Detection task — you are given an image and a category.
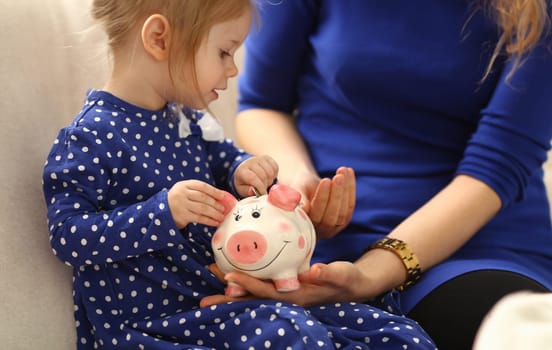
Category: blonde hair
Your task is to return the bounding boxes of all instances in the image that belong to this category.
[91,0,255,104]
[486,0,551,81]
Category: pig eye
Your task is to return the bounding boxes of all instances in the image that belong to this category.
[251,209,261,219]
[234,214,242,221]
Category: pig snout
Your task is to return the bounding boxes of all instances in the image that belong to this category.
[226,230,268,264]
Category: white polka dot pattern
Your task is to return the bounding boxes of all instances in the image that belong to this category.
[42,90,436,349]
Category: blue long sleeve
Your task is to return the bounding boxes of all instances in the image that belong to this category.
[458,39,552,207]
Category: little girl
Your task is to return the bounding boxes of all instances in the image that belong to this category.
[42,1,436,349]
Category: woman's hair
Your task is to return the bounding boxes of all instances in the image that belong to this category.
[91,0,255,104]
[486,0,551,80]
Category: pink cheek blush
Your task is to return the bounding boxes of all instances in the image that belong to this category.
[298,235,305,249]
[278,222,291,232]
[212,231,223,245]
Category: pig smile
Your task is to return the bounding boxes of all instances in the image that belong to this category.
[218,240,291,272]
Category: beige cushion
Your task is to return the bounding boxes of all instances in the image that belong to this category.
[473,291,552,350]
[0,1,549,349]
[0,1,103,349]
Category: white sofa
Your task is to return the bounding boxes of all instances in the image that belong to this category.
[0,1,550,349]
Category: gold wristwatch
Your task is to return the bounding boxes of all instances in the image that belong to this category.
[370,237,422,291]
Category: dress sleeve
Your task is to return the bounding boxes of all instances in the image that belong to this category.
[457,36,552,207]
[238,0,319,114]
[206,138,252,197]
[42,126,184,268]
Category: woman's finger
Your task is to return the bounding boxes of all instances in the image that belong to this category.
[308,178,332,224]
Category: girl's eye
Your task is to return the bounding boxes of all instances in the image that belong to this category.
[220,50,231,58]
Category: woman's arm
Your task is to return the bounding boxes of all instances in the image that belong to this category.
[235,109,315,187]
[353,174,502,294]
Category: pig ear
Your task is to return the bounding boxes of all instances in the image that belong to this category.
[267,184,301,211]
[219,191,238,215]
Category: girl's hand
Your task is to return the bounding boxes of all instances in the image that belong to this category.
[293,167,356,239]
[200,261,377,308]
[167,179,228,228]
[233,155,279,197]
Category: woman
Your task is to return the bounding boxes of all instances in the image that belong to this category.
[201,1,552,348]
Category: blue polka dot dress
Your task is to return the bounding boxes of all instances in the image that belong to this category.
[42,90,436,349]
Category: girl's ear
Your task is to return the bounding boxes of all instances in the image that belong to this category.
[141,14,171,61]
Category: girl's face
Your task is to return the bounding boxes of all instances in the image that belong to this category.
[178,10,252,109]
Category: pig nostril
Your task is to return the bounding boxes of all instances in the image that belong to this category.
[236,241,259,252]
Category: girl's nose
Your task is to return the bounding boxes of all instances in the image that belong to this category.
[226,60,238,78]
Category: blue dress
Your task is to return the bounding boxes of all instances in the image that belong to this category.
[42,90,436,349]
[238,1,552,312]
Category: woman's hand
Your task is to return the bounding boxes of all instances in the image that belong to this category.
[293,167,356,239]
[200,261,377,308]
[233,155,279,197]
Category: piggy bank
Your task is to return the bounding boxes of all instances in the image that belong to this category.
[212,184,316,296]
